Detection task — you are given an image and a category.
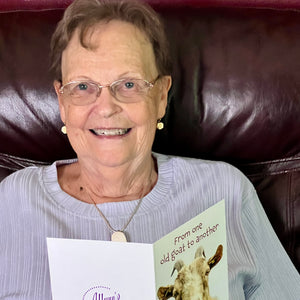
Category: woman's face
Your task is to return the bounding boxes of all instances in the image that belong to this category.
[54,20,171,168]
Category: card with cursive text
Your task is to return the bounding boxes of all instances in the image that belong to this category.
[47,200,228,300]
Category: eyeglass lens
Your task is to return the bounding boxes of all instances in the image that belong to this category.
[63,79,153,105]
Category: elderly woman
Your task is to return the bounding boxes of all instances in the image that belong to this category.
[0,0,299,299]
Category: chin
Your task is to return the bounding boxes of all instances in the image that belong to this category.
[92,152,134,168]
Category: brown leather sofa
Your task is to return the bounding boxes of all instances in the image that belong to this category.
[0,0,299,272]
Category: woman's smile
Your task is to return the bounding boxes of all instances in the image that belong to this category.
[90,128,131,137]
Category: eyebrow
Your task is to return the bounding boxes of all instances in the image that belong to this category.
[66,72,145,84]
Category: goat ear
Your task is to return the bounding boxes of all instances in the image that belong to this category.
[157,285,174,300]
[208,244,223,269]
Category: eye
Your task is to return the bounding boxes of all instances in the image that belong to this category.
[111,78,149,101]
[70,82,97,96]
[113,79,140,95]
[124,81,135,89]
[120,79,144,92]
[78,83,88,90]
[75,82,92,92]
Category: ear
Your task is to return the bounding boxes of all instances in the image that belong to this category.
[53,80,66,124]
[157,75,172,119]
[157,285,174,300]
[208,244,223,270]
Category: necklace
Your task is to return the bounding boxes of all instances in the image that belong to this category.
[82,186,145,242]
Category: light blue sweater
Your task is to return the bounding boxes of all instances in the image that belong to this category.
[0,153,299,299]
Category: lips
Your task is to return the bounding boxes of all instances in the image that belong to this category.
[90,128,130,136]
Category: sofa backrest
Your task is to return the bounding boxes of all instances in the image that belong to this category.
[0,0,299,271]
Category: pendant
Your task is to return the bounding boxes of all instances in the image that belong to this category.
[111,231,127,242]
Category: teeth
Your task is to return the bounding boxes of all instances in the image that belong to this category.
[92,128,129,136]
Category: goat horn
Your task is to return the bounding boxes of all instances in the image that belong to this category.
[194,246,205,259]
[171,259,184,276]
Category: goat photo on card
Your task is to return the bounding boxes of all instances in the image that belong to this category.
[154,200,228,300]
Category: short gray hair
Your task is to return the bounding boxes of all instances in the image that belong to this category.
[50,0,172,80]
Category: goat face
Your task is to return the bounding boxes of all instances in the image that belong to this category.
[157,245,223,300]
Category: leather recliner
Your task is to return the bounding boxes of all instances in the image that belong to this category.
[0,0,299,271]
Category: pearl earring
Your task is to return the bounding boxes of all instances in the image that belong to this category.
[157,119,164,130]
[61,125,67,134]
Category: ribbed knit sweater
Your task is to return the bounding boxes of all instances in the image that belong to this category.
[0,153,299,299]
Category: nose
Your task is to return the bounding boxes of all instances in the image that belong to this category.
[92,85,122,118]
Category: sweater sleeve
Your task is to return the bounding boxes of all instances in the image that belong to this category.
[241,185,300,299]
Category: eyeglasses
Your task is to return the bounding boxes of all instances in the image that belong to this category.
[59,76,160,106]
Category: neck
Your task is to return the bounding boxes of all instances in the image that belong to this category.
[76,155,157,203]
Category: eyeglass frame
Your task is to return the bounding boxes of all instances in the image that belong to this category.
[58,75,161,105]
